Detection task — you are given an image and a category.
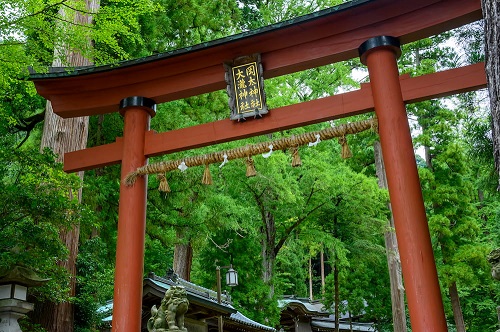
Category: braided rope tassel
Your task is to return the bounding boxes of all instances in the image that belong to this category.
[202,164,213,185]
[246,156,257,177]
[338,135,352,159]
[157,174,171,193]
[371,116,379,134]
[290,146,302,167]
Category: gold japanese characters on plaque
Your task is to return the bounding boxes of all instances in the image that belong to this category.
[224,54,268,121]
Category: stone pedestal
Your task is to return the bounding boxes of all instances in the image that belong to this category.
[0,299,34,332]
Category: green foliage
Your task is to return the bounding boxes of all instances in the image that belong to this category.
[238,0,344,28]
[106,0,240,58]
[18,318,47,332]
[317,160,390,322]
[92,0,162,63]
[74,237,115,331]
[0,145,94,302]
[144,236,174,276]
[1,0,161,65]
[275,240,308,296]
[460,284,500,331]
[181,128,390,326]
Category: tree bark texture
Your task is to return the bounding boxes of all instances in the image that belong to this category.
[320,248,325,293]
[33,1,99,331]
[332,215,340,332]
[374,141,408,332]
[173,229,193,281]
[309,257,313,301]
[449,281,466,332]
[262,211,276,297]
[481,0,500,188]
[334,261,339,332]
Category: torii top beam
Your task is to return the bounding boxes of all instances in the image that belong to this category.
[30,0,482,118]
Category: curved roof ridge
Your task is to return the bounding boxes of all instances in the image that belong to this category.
[228,311,276,332]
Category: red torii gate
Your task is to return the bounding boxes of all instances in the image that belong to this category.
[31,0,486,331]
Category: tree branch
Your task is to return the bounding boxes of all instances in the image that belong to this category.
[45,12,94,29]
[0,0,69,29]
[274,199,330,256]
[12,110,46,148]
[62,3,97,15]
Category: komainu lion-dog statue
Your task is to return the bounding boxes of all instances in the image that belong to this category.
[147,285,190,332]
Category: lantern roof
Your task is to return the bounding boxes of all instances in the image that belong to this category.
[0,266,50,287]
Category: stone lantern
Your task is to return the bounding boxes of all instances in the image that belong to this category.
[0,266,49,332]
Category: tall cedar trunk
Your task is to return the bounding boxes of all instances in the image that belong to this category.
[309,257,313,301]
[374,142,408,332]
[481,0,500,189]
[449,282,466,332]
[334,261,339,332]
[320,248,325,293]
[32,1,99,331]
[173,229,193,281]
[262,211,276,297]
[333,216,339,332]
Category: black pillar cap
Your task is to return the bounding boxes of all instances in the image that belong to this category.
[119,96,157,117]
[358,36,401,65]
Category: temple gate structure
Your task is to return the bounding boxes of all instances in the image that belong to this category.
[30,0,487,331]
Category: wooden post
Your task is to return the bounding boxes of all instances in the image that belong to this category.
[359,36,447,331]
[112,97,156,332]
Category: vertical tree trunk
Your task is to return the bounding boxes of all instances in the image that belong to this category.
[374,141,408,332]
[262,211,276,298]
[481,0,500,189]
[449,282,466,332]
[309,256,313,301]
[334,261,339,332]
[33,2,99,331]
[320,247,325,293]
[173,229,193,281]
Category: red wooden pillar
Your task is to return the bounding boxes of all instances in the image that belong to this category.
[359,37,447,331]
[112,97,156,332]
